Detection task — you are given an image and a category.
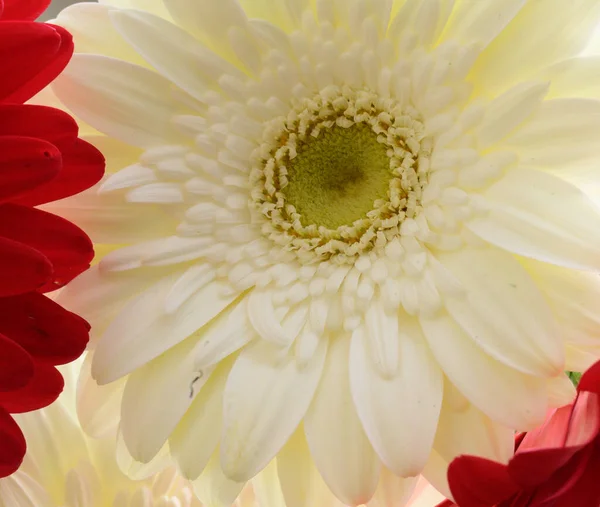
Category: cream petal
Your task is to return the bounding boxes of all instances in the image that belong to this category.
[475,81,548,149]
[523,260,600,347]
[193,449,246,507]
[420,313,549,429]
[76,352,124,438]
[367,469,418,507]
[276,429,341,507]
[92,274,237,384]
[439,0,525,48]
[546,374,576,408]
[169,363,231,480]
[436,247,563,377]
[304,337,381,506]
[470,0,600,96]
[422,387,514,498]
[221,339,327,482]
[56,265,166,347]
[468,167,600,271]
[541,56,600,99]
[120,336,215,463]
[110,9,244,103]
[98,0,173,19]
[350,318,443,476]
[565,343,600,372]
[55,3,149,66]
[0,472,53,507]
[239,0,309,31]
[53,54,191,148]
[83,136,143,174]
[388,0,454,48]
[114,433,172,480]
[251,461,287,507]
[501,99,600,166]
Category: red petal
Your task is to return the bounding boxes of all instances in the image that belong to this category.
[0,407,25,478]
[13,138,105,206]
[0,0,50,21]
[448,456,520,507]
[0,360,63,413]
[0,332,33,391]
[0,136,60,201]
[0,104,78,143]
[0,292,89,365]
[0,22,73,104]
[0,204,94,290]
[578,360,600,395]
[0,236,52,297]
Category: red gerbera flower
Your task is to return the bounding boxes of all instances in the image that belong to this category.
[443,361,600,507]
[0,0,105,478]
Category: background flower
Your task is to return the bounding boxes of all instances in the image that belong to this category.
[0,0,104,478]
[446,359,600,507]
[43,0,600,504]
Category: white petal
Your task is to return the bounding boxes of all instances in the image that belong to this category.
[541,56,600,99]
[92,274,237,384]
[304,337,381,506]
[76,352,124,438]
[170,362,231,480]
[437,246,563,377]
[422,387,514,498]
[470,0,600,96]
[99,164,157,192]
[192,449,246,507]
[0,472,53,507]
[114,432,172,480]
[565,343,600,372]
[126,182,184,203]
[53,54,189,148]
[524,260,600,347]
[276,429,340,507]
[475,81,548,149]
[55,3,149,66]
[98,0,173,19]
[546,374,576,408]
[367,469,418,507]
[439,0,525,48]
[389,0,454,49]
[420,313,549,429]
[221,339,327,481]
[110,9,243,103]
[238,0,309,30]
[501,99,600,166]
[350,317,443,476]
[251,461,287,507]
[120,336,214,463]
[363,299,400,378]
[469,167,600,271]
[56,265,165,347]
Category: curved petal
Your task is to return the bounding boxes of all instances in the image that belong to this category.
[1,0,50,21]
[436,247,563,377]
[0,332,33,391]
[470,0,600,97]
[53,54,191,148]
[0,361,63,413]
[0,408,26,478]
[92,274,237,384]
[420,313,549,429]
[350,315,443,476]
[192,448,246,507]
[304,336,381,506]
[469,168,600,271]
[221,338,327,482]
[0,236,52,297]
[120,335,214,463]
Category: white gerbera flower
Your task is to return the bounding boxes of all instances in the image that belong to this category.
[45,0,600,504]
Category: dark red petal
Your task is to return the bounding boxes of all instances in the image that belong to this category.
[0,407,25,478]
[578,360,600,395]
[0,236,52,297]
[0,136,60,201]
[0,360,63,413]
[0,203,94,290]
[0,332,33,391]
[435,501,457,507]
[13,138,105,206]
[0,22,73,104]
[0,0,51,21]
[0,104,78,143]
[447,456,520,507]
[0,292,89,364]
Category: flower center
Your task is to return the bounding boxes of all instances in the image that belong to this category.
[250,85,432,264]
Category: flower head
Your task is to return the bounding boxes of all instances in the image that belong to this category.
[446,359,600,507]
[0,0,105,478]
[51,0,600,504]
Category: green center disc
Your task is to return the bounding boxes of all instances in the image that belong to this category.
[283,124,391,230]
